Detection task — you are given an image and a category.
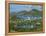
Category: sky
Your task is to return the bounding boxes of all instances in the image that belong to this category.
[10,4,42,13]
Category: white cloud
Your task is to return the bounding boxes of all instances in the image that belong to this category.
[32,5,42,11]
[22,5,32,11]
[21,5,42,11]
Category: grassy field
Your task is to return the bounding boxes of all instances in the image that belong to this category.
[10,16,43,32]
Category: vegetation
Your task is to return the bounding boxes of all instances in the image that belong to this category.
[10,9,43,32]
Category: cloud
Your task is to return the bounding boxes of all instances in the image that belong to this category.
[19,5,42,12]
[32,5,42,11]
[20,5,32,11]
